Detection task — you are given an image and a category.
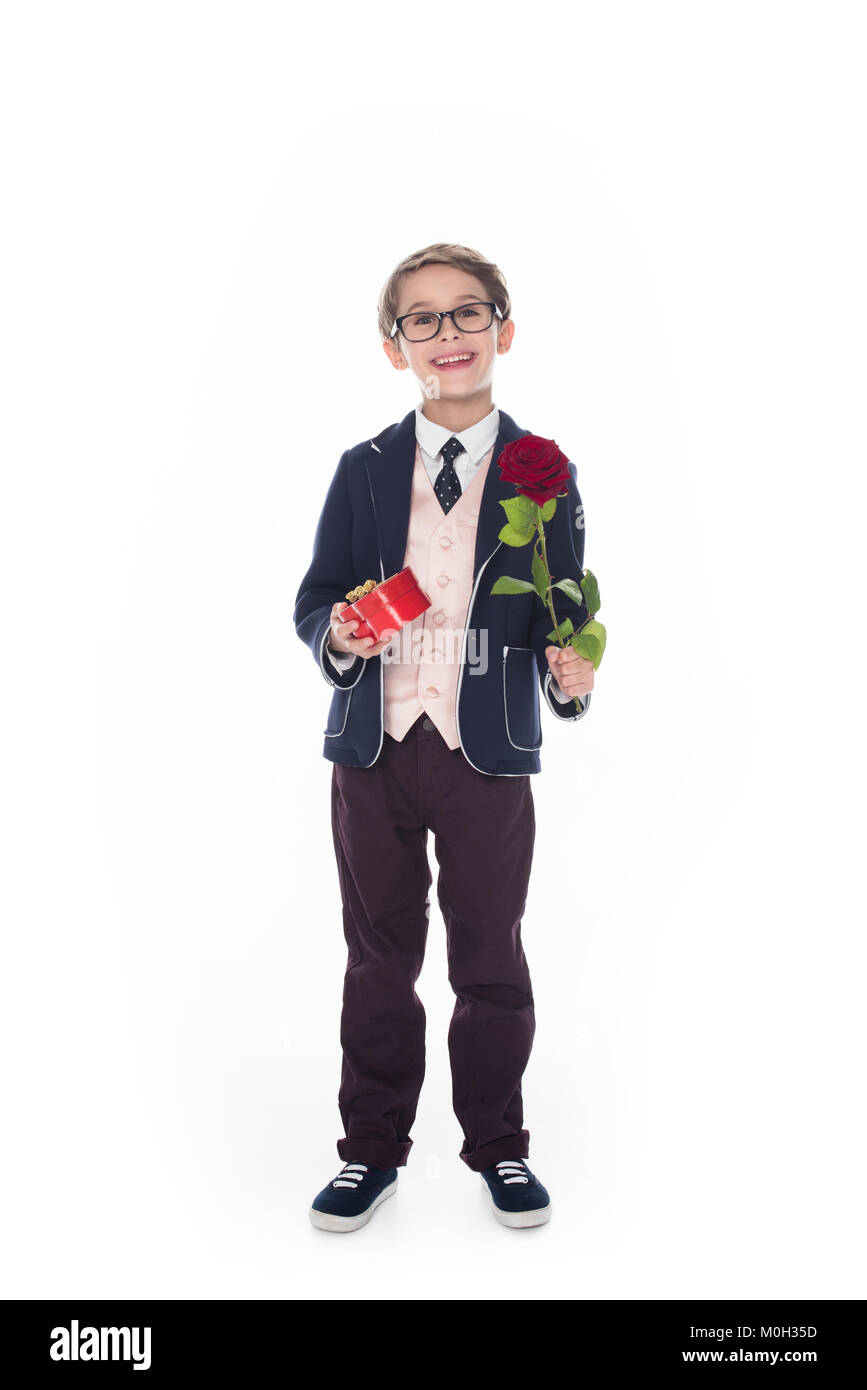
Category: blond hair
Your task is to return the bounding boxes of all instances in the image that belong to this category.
[377,242,511,342]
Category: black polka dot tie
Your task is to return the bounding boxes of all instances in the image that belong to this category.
[434,435,465,514]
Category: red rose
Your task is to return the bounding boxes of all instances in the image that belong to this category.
[497,434,572,506]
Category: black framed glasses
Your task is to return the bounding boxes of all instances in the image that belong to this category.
[392,301,502,343]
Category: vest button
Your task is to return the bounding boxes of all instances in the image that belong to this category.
[426,685,439,698]
[439,536,453,548]
[422,717,434,731]
[437,575,449,587]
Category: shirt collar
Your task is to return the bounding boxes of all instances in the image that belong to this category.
[414,402,500,465]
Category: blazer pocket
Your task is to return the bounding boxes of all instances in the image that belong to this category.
[502,645,542,751]
[324,684,354,737]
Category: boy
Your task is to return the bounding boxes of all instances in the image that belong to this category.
[293,243,595,1232]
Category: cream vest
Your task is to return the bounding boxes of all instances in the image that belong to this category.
[383,440,495,748]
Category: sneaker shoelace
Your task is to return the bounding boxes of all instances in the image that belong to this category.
[331,1162,369,1189]
[495,1160,529,1184]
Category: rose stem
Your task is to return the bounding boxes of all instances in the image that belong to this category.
[535,502,584,712]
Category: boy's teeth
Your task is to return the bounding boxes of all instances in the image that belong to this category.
[435,354,473,364]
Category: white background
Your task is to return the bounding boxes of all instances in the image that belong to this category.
[1,1,864,1300]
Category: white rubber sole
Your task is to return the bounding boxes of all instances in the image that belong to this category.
[308,1176,397,1233]
[482,1176,552,1228]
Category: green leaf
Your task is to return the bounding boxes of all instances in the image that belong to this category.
[579,568,601,614]
[498,522,534,547]
[531,548,549,601]
[498,495,535,533]
[553,577,585,608]
[540,497,556,521]
[571,619,607,669]
[490,576,537,594]
[546,617,574,642]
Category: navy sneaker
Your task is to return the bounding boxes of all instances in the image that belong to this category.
[480,1158,552,1228]
[309,1161,398,1232]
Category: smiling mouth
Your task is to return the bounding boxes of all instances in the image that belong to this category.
[430,351,477,368]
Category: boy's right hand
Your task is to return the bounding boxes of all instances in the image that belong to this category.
[327,601,396,658]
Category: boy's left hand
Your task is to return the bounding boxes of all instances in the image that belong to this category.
[545,645,595,698]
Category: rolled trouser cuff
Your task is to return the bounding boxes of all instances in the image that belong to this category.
[337,1135,413,1169]
[458,1129,530,1172]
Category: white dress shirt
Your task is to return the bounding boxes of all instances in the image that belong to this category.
[326,402,582,705]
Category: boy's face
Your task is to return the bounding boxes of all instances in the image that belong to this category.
[384,264,513,402]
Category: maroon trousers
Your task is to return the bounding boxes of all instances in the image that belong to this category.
[330,711,537,1172]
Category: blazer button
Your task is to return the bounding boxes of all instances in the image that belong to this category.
[437,575,449,587]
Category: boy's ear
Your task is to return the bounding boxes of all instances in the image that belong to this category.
[383,337,407,370]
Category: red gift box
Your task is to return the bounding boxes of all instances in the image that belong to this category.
[337,567,431,641]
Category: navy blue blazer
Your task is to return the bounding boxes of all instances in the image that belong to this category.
[293,407,592,776]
